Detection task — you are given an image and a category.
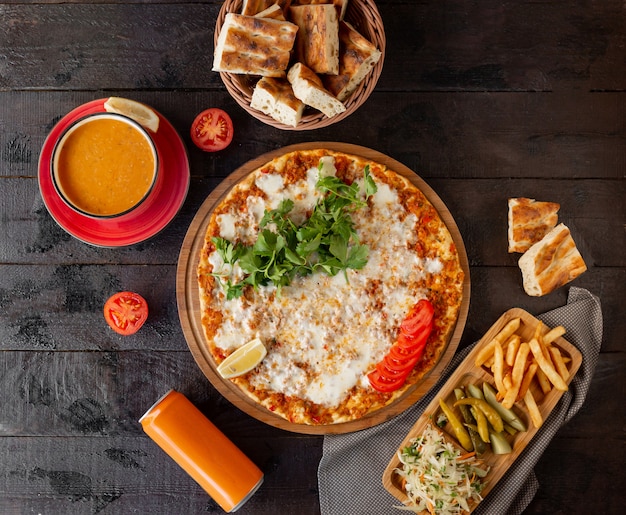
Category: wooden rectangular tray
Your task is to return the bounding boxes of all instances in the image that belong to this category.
[382,308,582,512]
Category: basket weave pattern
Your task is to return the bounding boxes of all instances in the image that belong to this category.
[214,0,386,131]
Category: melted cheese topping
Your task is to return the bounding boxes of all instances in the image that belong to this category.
[207,158,444,408]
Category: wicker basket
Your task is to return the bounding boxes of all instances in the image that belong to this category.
[214,0,386,131]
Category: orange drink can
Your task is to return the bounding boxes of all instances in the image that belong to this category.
[139,389,264,512]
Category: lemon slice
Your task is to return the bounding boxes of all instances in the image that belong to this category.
[217,338,267,379]
[103,97,160,133]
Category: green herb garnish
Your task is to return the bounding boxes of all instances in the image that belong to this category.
[212,165,377,298]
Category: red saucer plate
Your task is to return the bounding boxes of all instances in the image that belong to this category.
[38,99,190,247]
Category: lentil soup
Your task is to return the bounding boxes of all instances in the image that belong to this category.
[53,114,157,217]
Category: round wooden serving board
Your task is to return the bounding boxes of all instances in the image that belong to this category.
[176,142,471,435]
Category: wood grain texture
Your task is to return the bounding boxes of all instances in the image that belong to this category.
[2,91,624,180]
[0,435,322,515]
[0,0,624,513]
[1,2,623,91]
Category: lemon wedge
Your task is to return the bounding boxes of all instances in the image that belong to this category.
[217,338,267,379]
[103,97,160,133]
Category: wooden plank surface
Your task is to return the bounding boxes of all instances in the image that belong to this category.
[0,0,624,514]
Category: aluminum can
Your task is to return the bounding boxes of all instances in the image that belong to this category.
[139,389,264,512]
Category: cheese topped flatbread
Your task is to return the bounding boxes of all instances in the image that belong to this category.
[197,149,465,425]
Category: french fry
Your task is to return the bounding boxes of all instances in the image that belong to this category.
[502,342,530,409]
[475,318,520,368]
[517,362,538,401]
[505,334,521,367]
[537,334,553,363]
[503,373,512,391]
[483,356,495,369]
[495,318,521,344]
[475,339,497,367]
[535,367,552,394]
[533,321,544,342]
[524,389,543,428]
[549,346,570,383]
[543,325,566,345]
[493,341,506,394]
[528,337,568,391]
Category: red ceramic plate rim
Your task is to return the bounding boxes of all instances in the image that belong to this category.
[38,99,190,247]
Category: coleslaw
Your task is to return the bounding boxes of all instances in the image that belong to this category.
[394,424,489,514]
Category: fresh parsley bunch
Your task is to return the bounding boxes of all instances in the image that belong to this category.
[212,165,377,299]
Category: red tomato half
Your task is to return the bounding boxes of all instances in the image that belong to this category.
[104,292,148,335]
[367,369,409,393]
[400,299,434,337]
[368,299,435,393]
[190,108,233,152]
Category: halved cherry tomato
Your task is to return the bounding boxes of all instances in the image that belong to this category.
[368,299,434,392]
[190,108,233,152]
[104,292,148,335]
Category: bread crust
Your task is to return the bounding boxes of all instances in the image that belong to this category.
[213,13,298,77]
[250,77,305,127]
[322,21,381,101]
[518,223,587,296]
[290,4,340,74]
[242,0,292,16]
[287,62,346,117]
[508,197,560,253]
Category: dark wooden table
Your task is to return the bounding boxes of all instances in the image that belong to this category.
[1,1,624,513]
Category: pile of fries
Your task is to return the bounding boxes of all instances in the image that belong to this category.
[474,318,570,428]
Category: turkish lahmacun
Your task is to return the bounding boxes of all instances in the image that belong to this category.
[197,149,464,425]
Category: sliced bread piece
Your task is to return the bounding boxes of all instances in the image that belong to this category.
[508,197,560,253]
[289,4,339,75]
[250,77,305,127]
[255,4,287,21]
[518,223,587,296]
[287,62,346,117]
[322,21,381,101]
[213,13,298,77]
[292,0,348,20]
[242,0,292,16]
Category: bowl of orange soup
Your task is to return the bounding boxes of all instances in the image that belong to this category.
[51,113,159,218]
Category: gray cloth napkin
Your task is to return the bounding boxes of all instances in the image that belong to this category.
[318,287,603,515]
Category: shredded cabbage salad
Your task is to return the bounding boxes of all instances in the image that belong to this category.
[394,424,489,514]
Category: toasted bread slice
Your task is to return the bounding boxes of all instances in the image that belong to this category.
[242,0,292,16]
[287,62,346,117]
[508,197,560,253]
[289,4,339,75]
[213,13,298,77]
[518,223,587,296]
[323,21,381,101]
[255,4,287,21]
[250,77,305,127]
[292,0,348,20]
